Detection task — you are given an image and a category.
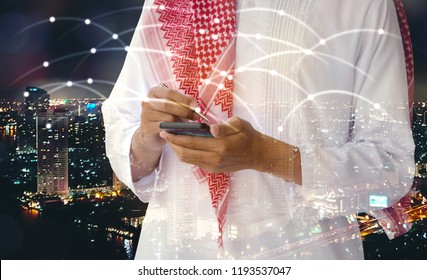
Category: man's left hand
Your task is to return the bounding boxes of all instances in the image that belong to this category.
[159,116,264,173]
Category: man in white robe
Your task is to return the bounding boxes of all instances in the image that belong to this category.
[102,0,415,259]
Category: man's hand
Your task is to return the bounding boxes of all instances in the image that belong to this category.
[159,116,302,184]
[135,86,199,152]
[130,86,199,181]
[159,116,264,173]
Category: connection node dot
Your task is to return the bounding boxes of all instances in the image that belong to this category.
[304,49,313,55]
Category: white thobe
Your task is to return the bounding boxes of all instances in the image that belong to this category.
[102,0,415,259]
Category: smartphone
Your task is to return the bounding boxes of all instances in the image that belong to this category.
[160,122,213,138]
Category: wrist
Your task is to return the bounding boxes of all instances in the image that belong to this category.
[132,128,164,156]
[130,128,163,181]
[254,134,302,185]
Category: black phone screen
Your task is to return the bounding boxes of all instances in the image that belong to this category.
[159,122,213,138]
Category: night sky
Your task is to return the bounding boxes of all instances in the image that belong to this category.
[0,0,426,101]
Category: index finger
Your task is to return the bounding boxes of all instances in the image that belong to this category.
[152,87,197,109]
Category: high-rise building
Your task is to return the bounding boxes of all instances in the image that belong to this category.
[17,86,50,152]
[37,107,69,196]
[113,172,127,191]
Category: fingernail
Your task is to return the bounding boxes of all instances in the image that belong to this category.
[190,100,198,109]
[159,131,167,139]
[210,124,220,137]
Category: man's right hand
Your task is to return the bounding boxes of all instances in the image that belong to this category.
[137,86,199,151]
[130,86,199,181]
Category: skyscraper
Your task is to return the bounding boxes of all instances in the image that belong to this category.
[18,86,50,152]
[113,172,127,191]
[37,107,69,196]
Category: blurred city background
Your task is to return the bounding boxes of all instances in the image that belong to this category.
[0,0,426,259]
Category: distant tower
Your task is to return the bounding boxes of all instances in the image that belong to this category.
[18,86,50,152]
[37,107,69,196]
[113,172,127,191]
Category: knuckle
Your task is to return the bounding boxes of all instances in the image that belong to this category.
[216,144,227,155]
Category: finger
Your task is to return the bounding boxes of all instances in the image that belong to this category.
[142,110,178,123]
[150,87,198,109]
[210,116,243,138]
[145,88,199,120]
[145,98,198,121]
[168,142,220,170]
[159,131,218,151]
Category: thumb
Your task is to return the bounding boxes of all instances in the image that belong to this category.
[210,117,242,138]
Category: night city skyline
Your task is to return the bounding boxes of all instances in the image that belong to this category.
[0,0,426,260]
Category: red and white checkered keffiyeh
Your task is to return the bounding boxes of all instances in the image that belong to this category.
[154,0,237,248]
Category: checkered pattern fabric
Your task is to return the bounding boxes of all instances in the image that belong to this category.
[155,0,237,248]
